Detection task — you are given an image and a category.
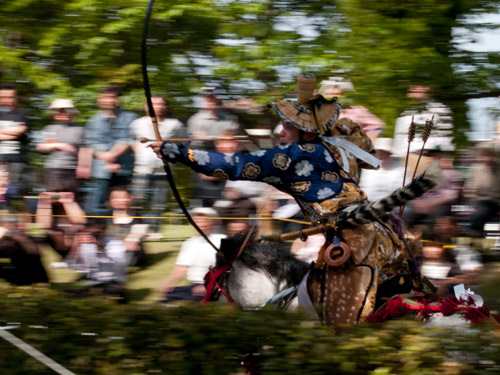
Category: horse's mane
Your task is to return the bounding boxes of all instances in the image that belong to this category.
[218,234,309,286]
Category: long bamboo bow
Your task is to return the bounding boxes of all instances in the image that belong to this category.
[141,0,219,252]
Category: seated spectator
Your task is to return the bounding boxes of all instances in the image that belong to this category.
[65,187,148,285]
[36,191,86,258]
[160,207,224,303]
[226,219,251,236]
[103,187,148,269]
[0,211,48,285]
[420,240,461,296]
[419,235,481,297]
[213,183,257,234]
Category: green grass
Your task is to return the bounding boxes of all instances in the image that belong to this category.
[40,223,196,304]
[35,224,500,312]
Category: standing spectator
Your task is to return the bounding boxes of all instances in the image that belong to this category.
[130,95,186,235]
[358,137,405,202]
[187,89,240,148]
[160,207,224,303]
[192,130,244,207]
[187,90,240,207]
[402,149,461,231]
[36,99,86,194]
[319,77,385,140]
[0,83,29,199]
[0,165,14,208]
[462,142,500,237]
[392,85,455,160]
[82,86,138,215]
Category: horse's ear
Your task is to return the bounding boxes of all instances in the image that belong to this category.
[219,236,242,262]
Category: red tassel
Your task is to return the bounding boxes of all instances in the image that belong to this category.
[367,296,408,322]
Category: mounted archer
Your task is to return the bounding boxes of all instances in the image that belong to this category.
[152,74,439,325]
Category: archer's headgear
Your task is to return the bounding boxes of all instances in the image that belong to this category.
[268,74,341,135]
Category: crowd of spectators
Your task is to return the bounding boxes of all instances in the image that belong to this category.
[0,81,497,301]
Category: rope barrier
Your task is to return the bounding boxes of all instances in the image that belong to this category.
[0,212,312,225]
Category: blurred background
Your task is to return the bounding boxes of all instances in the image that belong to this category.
[1,1,500,372]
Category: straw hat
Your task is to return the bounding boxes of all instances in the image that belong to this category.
[268,74,341,135]
[190,207,218,218]
[49,98,79,115]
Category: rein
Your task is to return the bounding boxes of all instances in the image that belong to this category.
[202,264,233,304]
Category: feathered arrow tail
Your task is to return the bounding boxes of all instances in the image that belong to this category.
[339,162,445,226]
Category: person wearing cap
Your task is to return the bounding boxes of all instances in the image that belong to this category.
[152,75,427,324]
[36,98,87,194]
[36,99,88,258]
[159,207,225,303]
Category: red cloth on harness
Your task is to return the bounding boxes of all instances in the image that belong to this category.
[202,264,232,304]
[366,295,492,323]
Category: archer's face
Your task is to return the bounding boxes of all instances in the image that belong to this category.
[279,122,300,144]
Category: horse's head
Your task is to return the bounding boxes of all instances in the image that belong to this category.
[204,234,310,309]
[202,233,250,304]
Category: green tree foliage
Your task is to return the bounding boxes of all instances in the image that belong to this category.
[0,0,498,139]
[335,0,500,140]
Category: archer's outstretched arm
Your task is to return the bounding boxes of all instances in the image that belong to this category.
[157,141,291,183]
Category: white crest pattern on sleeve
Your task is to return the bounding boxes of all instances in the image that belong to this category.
[161,142,180,158]
[317,187,335,200]
[324,149,334,163]
[193,150,210,165]
[295,160,314,177]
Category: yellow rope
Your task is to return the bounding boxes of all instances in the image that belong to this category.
[0,212,312,225]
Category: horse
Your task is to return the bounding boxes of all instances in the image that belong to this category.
[204,234,492,327]
[203,165,492,326]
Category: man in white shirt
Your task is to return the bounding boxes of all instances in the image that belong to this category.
[130,95,186,234]
[358,137,405,202]
[160,207,225,303]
